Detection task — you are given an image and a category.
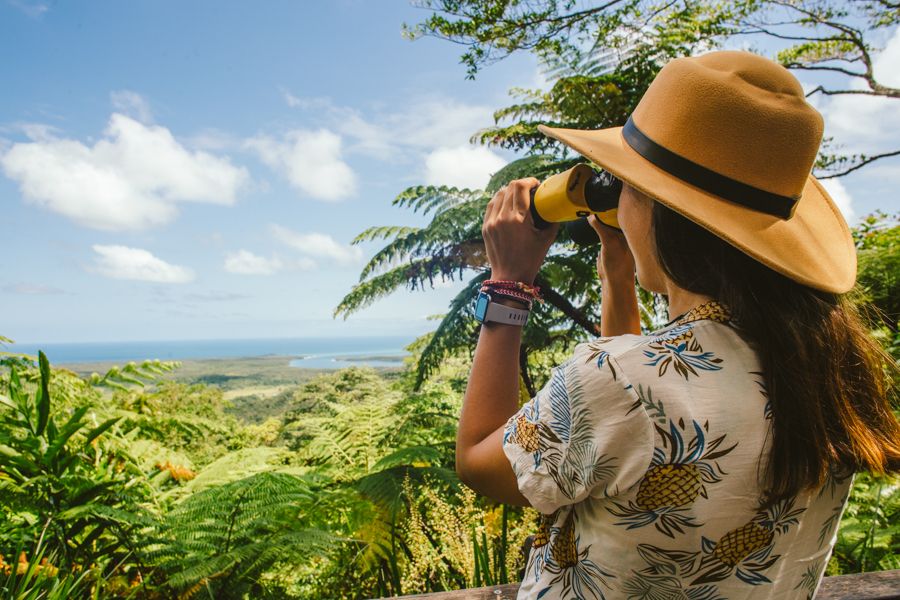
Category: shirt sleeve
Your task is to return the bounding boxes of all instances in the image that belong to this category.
[501,341,654,515]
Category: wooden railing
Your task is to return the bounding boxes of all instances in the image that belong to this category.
[380,569,900,599]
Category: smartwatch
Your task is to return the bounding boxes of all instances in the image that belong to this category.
[473,291,529,326]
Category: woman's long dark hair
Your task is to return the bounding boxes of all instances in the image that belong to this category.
[651,201,900,502]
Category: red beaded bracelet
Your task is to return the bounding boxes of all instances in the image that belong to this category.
[482,279,543,302]
[481,285,533,308]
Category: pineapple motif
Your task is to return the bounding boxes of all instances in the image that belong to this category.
[584,337,618,379]
[691,497,805,587]
[509,414,539,452]
[713,521,774,567]
[551,512,578,569]
[533,513,552,547]
[674,301,732,326]
[654,325,694,347]
[643,300,732,380]
[503,392,562,466]
[636,463,703,510]
[608,419,735,537]
[529,508,616,600]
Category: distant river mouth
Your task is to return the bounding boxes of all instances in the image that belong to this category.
[288,352,408,370]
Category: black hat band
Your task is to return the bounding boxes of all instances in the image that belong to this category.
[622,116,799,219]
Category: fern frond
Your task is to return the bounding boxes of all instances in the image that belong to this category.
[89,359,180,390]
[357,465,459,514]
[152,472,335,594]
[485,155,571,193]
[352,225,420,245]
[393,185,483,215]
[413,273,487,389]
[335,257,473,319]
[370,445,444,471]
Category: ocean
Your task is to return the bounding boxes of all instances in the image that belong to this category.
[5,336,413,370]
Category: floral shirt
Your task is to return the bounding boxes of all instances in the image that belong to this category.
[502,301,852,600]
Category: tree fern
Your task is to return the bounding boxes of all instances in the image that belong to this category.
[148,471,335,598]
[160,447,294,502]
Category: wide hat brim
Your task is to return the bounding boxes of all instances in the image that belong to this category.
[538,123,857,294]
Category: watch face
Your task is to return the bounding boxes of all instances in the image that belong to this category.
[474,291,490,322]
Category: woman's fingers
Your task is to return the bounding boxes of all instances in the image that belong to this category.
[509,178,539,215]
[484,186,505,229]
[588,214,618,242]
[481,178,558,283]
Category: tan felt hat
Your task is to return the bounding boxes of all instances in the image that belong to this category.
[538,50,856,294]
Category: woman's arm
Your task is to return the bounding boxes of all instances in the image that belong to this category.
[455,178,558,504]
[589,215,640,336]
[455,303,531,505]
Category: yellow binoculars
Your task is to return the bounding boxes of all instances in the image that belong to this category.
[528,164,622,245]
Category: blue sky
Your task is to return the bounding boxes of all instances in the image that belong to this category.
[2,1,898,344]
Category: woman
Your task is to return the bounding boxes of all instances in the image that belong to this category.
[455,50,900,599]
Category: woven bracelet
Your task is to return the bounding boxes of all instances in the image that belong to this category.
[482,279,543,301]
[481,285,533,308]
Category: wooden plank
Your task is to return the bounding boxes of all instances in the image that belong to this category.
[816,570,900,600]
[378,583,518,600]
[378,569,900,599]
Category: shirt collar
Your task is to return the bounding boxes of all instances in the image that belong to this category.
[656,300,733,333]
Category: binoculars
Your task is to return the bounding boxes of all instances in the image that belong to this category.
[528,164,622,246]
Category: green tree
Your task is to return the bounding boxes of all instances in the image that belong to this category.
[404,0,900,178]
[0,352,157,582]
[335,37,673,391]
[145,471,334,599]
[338,1,899,393]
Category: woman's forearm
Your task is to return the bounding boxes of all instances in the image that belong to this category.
[456,312,522,473]
[600,277,641,336]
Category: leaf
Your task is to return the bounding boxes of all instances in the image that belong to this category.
[36,350,51,436]
[80,416,121,451]
[43,406,89,464]
[371,445,444,471]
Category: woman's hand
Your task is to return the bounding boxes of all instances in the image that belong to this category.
[589,214,640,336]
[482,178,559,283]
[588,214,635,284]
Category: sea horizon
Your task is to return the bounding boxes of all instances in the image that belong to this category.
[3,335,415,368]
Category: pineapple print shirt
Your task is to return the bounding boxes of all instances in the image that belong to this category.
[502,301,852,600]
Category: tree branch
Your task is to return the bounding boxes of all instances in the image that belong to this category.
[535,275,600,336]
[818,149,900,179]
[783,63,868,78]
[805,84,900,98]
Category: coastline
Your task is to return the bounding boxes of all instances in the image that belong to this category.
[4,335,413,366]
[58,353,406,392]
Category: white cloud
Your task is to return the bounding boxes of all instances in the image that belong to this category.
[7,0,48,18]
[183,128,243,152]
[245,129,357,201]
[381,98,497,150]
[280,89,333,111]
[90,244,195,283]
[282,92,498,155]
[224,250,284,275]
[819,177,856,224]
[110,90,153,123]
[282,89,304,108]
[0,113,249,231]
[270,224,363,265]
[424,145,507,190]
[278,91,510,190]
